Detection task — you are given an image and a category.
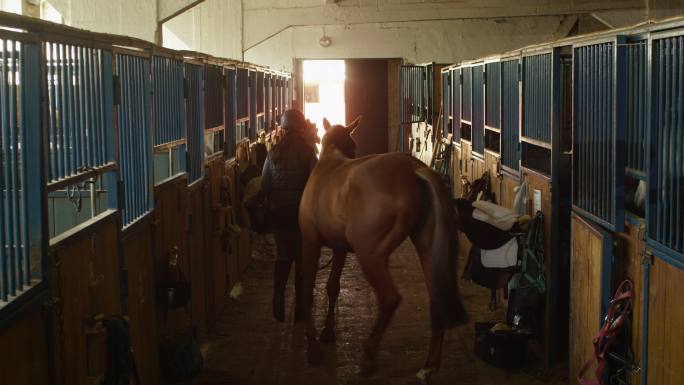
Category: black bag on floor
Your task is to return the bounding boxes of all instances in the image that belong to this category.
[474,322,531,368]
[159,332,204,382]
[103,316,141,385]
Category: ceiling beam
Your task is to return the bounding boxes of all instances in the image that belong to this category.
[158,0,206,23]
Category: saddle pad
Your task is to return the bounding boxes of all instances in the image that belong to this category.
[481,238,518,268]
[472,200,519,231]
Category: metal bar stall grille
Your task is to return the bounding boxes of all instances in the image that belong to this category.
[462,66,472,122]
[451,68,461,142]
[486,62,501,129]
[0,37,42,306]
[426,64,434,124]
[472,65,484,154]
[45,42,114,184]
[572,41,625,231]
[185,63,205,184]
[249,70,257,140]
[116,53,153,228]
[152,55,184,147]
[441,71,450,137]
[224,67,237,158]
[522,53,552,143]
[205,64,224,130]
[501,59,520,171]
[236,68,249,121]
[400,65,424,124]
[626,41,647,176]
[204,64,224,157]
[650,35,684,255]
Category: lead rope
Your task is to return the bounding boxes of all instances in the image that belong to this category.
[577,280,633,385]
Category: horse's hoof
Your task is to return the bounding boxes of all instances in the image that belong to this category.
[319,327,336,344]
[307,342,324,366]
[358,355,378,377]
[416,368,435,385]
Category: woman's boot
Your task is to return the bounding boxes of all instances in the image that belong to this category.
[272,261,291,321]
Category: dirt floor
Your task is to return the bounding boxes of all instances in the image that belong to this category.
[194,240,568,385]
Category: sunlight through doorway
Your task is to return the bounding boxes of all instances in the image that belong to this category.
[303,60,345,153]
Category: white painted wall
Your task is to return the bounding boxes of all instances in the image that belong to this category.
[45,0,157,41]
[241,0,653,71]
[245,16,575,72]
[162,0,242,60]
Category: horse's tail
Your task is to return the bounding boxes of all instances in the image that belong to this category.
[415,167,468,329]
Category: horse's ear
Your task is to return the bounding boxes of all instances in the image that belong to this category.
[323,118,332,131]
[347,115,362,134]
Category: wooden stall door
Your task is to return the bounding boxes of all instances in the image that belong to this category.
[186,182,209,339]
[50,219,122,385]
[122,224,160,385]
[345,59,389,157]
[204,158,229,331]
[647,256,684,385]
[452,145,462,198]
[0,310,49,385]
[153,178,190,338]
[615,221,645,385]
[569,213,614,384]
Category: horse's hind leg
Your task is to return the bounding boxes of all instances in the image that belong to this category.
[358,257,402,376]
[301,236,323,365]
[320,249,347,344]
[411,233,447,383]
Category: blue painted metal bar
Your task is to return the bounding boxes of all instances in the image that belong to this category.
[225,67,237,157]
[486,62,501,129]
[472,65,484,154]
[522,53,552,143]
[572,39,626,232]
[462,67,472,122]
[626,41,647,175]
[186,62,205,184]
[0,38,41,301]
[501,59,520,171]
[650,35,684,254]
[441,71,449,137]
[47,43,57,181]
[152,55,185,146]
[451,68,460,142]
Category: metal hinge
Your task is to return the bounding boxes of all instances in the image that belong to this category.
[641,248,653,266]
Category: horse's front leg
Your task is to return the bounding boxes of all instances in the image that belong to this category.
[301,236,323,365]
[320,249,347,343]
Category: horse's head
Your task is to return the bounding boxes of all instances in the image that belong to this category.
[303,119,321,147]
[321,116,362,158]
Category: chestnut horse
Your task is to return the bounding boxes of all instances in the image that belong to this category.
[298,117,468,381]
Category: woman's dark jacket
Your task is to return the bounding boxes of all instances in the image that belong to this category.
[261,132,317,227]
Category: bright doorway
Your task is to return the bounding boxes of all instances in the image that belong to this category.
[302,60,345,152]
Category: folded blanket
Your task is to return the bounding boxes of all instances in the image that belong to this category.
[472,200,519,231]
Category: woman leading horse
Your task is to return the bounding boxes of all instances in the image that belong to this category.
[298,117,468,381]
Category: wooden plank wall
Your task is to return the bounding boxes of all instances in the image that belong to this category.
[615,220,645,385]
[50,217,121,385]
[484,151,500,201]
[204,157,229,331]
[224,161,241,289]
[500,173,519,210]
[0,310,49,385]
[520,167,553,360]
[186,182,209,340]
[646,256,684,385]
[569,214,605,384]
[452,145,462,198]
[121,221,159,385]
[153,177,190,339]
